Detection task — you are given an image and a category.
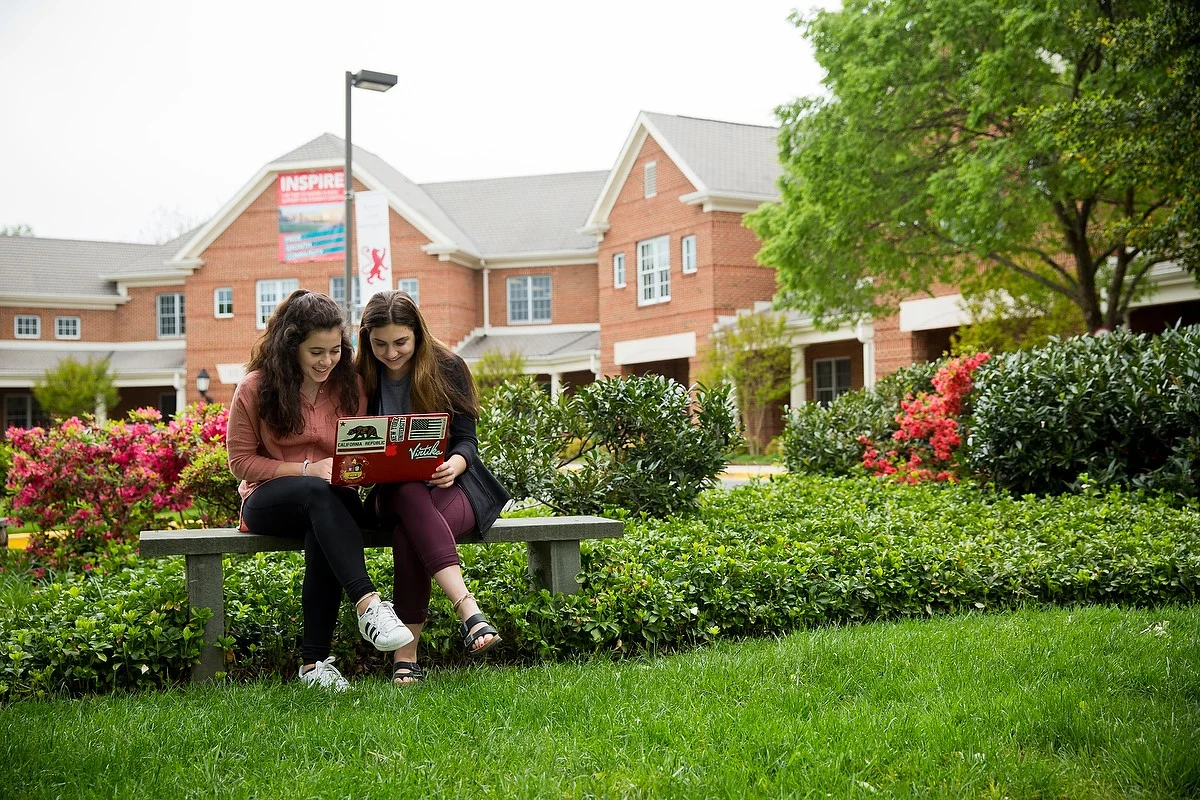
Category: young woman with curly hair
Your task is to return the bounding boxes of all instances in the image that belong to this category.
[227,289,413,690]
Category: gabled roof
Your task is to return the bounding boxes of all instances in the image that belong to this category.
[0,236,162,299]
[422,171,607,257]
[582,111,781,235]
[641,112,780,197]
[173,133,482,266]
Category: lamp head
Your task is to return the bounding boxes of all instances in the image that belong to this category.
[351,69,398,92]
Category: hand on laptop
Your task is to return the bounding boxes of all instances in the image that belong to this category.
[427,455,467,489]
[308,457,334,482]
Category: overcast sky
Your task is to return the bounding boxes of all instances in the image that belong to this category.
[0,0,834,244]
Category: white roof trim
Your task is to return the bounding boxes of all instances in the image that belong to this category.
[0,293,131,310]
[0,370,185,389]
[581,112,708,238]
[169,156,464,264]
[483,250,598,269]
[421,243,482,267]
[97,264,200,284]
[0,339,185,351]
[679,190,776,214]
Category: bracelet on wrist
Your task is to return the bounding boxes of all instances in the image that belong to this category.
[302,459,310,477]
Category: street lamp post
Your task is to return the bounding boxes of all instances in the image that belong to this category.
[343,69,398,324]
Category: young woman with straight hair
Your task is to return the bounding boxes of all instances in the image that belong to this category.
[356,290,510,685]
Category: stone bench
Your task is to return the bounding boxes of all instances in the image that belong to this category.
[139,515,623,681]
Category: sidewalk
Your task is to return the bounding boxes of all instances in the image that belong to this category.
[718,463,786,480]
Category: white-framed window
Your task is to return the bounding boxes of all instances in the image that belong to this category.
[507,275,552,324]
[256,279,300,329]
[682,235,697,274]
[14,314,40,339]
[157,293,186,338]
[214,287,233,318]
[55,316,80,339]
[3,394,49,429]
[613,252,626,289]
[397,278,420,306]
[637,235,671,306]
[328,276,362,323]
[644,161,657,198]
[814,357,853,406]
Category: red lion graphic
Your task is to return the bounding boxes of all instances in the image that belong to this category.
[362,247,388,284]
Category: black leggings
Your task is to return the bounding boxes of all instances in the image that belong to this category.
[241,477,377,664]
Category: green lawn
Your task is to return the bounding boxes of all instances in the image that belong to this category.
[3,604,1196,799]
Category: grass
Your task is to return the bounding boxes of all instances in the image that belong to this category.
[2,604,1197,799]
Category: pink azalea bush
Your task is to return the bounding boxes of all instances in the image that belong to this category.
[858,353,990,483]
[5,403,228,571]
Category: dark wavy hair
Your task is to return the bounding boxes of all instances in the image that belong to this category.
[246,289,358,437]
[355,290,478,417]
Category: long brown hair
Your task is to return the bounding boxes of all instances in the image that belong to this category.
[355,290,478,417]
[246,289,358,436]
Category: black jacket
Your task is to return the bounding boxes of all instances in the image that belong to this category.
[367,357,510,536]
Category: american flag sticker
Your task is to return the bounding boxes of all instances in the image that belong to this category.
[408,415,447,441]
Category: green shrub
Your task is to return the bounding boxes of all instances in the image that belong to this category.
[177,444,241,527]
[3,475,1197,700]
[479,375,741,518]
[781,361,939,476]
[0,558,206,700]
[967,326,1200,499]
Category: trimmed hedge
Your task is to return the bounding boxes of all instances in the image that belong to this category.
[967,325,1200,498]
[2,475,1197,700]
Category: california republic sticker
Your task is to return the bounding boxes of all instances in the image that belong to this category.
[336,417,388,453]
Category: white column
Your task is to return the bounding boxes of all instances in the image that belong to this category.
[94,393,107,424]
[173,371,186,412]
[790,345,807,408]
[856,321,876,388]
[550,372,562,399]
[482,266,491,332]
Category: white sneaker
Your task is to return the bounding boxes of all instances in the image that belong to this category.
[299,657,349,691]
[357,598,414,651]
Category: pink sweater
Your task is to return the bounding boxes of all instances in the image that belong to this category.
[227,370,364,500]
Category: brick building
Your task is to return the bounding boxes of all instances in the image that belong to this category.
[2,111,1197,431]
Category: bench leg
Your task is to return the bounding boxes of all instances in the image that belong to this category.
[526,540,581,594]
[185,553,225,682]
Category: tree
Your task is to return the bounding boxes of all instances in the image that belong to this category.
[0,224,33,236]
[138,205,204,245]
[33,357,120,421]
[472,349,528,397]
[949,268,1087,355]
[702,311,794,455]
[747,0,1199,334]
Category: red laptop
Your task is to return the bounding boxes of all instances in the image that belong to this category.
[330,413,450,486]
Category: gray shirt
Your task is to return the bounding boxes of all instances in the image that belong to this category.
[379,374,412,415]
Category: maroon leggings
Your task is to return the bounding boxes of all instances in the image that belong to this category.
[375,482,476,623]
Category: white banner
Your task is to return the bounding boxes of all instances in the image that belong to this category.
[354,190,392,302]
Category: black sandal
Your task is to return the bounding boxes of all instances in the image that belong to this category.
[392,660,425,685]
[461,613,502,656]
